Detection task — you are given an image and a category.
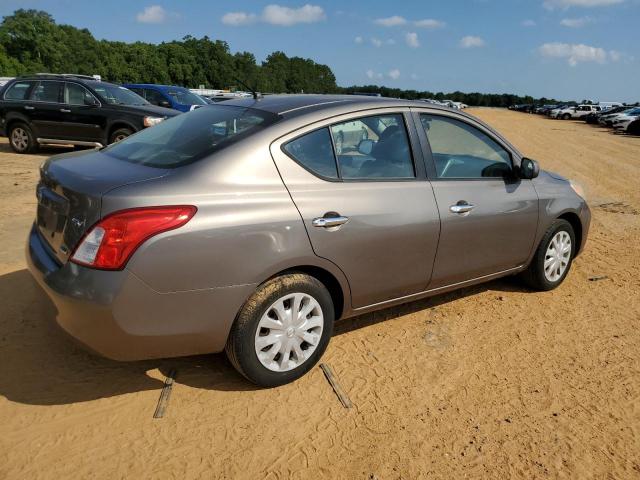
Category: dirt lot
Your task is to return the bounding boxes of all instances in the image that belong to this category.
[1,109,639,479]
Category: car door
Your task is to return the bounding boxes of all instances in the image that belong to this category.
[414,110,538,289]
[270,109,440,308]
[60,82,105,142]
[28,80,65,138]
[144,88,172,109]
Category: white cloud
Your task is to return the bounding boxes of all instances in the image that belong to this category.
[222,4,326,27]
[136,5,167,24]
[414,18,445,28]
[538,42,612,65]
[354,36,363,44]
[388,69,401,80]
[560,16,592,27]
[522,19,537,27]
[371,38,383,47]
[374,15,407,27]
[460,36,486,48]
[222,12,257,26]
[609,49,622,61]
[410,73,419,80]
[262,4,326,25]
[366,69,383,80]
[386,38,396,45]
[405,32,420,48]
[543,0,624,9]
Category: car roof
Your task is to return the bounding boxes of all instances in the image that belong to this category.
[221,94,460,119]
[124,84,189,91]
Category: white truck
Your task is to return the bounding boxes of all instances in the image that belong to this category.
[554,104,602,120]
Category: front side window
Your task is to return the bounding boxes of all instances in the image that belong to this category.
[283,113,415,181]
[103,105,278,168]
[93,84,148,106]
[420,114,512,179]
[167,89,208,106]
[4,81,34,100]
[65,82,97,106]
[32,81,63,103]
[144,89,168,106]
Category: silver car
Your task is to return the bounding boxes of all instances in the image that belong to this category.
[27,95,590,386]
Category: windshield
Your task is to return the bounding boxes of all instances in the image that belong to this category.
[93,84,149,105]
[102,105,279,168]
[167,89,208,106]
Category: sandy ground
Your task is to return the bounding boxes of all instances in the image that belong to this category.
[1,109,639,479]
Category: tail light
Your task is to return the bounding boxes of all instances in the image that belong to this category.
[71,206,197,270]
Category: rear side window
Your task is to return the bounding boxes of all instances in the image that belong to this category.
[32,81,63,103]
[4,81,34,100]
[283,113,415,181]
[284,128,338,179]
[103,105,279,168]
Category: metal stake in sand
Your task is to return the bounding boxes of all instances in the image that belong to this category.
[320,363,353,409]
[153,369,176,419]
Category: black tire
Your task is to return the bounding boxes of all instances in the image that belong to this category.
[225,273,334,387]
[109,127,133,144]
[562,113,571,120]
[522,219,576,291]
[8,123,38,154]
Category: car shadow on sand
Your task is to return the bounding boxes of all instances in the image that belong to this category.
[0,268,529,406]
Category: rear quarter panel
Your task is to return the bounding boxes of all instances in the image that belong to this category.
[101,133,351,301]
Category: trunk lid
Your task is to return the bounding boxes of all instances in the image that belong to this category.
[36,149,169,264]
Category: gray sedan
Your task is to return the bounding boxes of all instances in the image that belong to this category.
[27,95,590,386]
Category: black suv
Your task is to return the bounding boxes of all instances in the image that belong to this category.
[0,74,179,154]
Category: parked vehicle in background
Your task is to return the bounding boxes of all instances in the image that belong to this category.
[535,105,557,114]
[553,104,601,120]
[584,107,616,124]
[611,108,640,130]
[0,74,178,153]
[26,95,590,386]
[124,84,209,112]
[624,117,640,135]
[599,108,635,126]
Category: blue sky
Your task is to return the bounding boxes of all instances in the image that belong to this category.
[1,0,638,101]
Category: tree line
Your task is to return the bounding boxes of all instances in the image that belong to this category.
[0,9,563,106]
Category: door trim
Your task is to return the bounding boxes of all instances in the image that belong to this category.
[350,265,524,313]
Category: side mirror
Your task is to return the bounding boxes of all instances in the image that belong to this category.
[520,157,540,179]
[357,139,374,156]
[84,96,100,107]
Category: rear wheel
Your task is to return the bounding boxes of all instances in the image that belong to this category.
[225,273,334,387]
[522,219,575,291]
[109,127,133,144]
[8,123,38,154]
[562,113,571,120]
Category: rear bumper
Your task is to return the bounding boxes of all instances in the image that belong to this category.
[26,224,255,360]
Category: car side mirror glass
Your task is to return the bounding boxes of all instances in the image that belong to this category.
[357,139,374,156]
[520,157,540,179]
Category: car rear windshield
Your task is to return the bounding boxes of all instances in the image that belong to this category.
[93,84,149,105]
[102,105,279,168]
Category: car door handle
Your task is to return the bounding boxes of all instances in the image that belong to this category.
[450,202,475,214]
[60,108,71,113]
[24,105,35,110]
[312,215,349,228]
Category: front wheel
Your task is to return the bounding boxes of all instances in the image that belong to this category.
[522,219,575,291]
[225,273,334,387]
[109,127,133,144]
[9,123,38,154]
[562,113,571,120]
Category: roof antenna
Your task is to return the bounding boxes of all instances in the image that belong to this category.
[234,77,262,100]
